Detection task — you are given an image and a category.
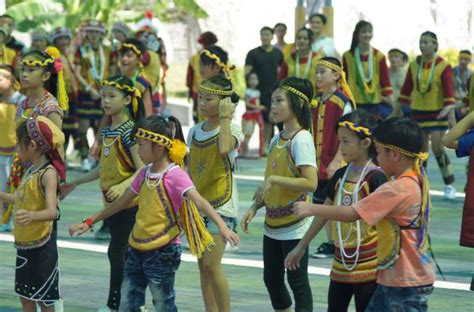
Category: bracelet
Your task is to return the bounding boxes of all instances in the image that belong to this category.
[82,217,94,228]
[219,115,232,120]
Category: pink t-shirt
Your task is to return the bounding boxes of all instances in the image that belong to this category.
[352,173,436,287]
[131,165,195,244]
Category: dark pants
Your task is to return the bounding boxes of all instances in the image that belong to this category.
[327,280,376,312]
[365,284,434,312]
[107,207,137,310]
[263,235,313,311]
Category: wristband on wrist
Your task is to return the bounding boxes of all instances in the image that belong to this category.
[219,114,232,120]
[82,217,94,228]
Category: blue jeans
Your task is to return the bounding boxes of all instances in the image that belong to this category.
[119,244,182,312]
[365,284,434,312]
[203,214,237,235]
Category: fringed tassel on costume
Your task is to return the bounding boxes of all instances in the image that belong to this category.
[178,199,214,258]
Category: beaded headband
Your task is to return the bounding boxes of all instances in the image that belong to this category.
[135,128,187,166]
[280,85,309,104]
[136,128,172,148]
[201,49,235,79]
[459,52,472,59]
[20,58,54,67]
[375,139,428,177]
[317,59,356,107]
[338,121,371,137]
[101,80,141,115]
[121,43,142,57]
[199,84,234,96]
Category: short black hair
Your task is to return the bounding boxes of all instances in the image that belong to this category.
[260,26,274,35]
[119,38,146,56]
[460,50,472,56]
[372,117,424,155]
[274,23,287,31]
[309,13,327,25]
[200,45,228,68]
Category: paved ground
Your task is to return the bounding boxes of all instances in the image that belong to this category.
[0,148,473,311]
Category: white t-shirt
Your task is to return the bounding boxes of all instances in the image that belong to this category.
[312,36,337,57]
[264,129,316,240]
[187,121,244,218]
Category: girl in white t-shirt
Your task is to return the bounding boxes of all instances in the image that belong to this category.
[242,77,318,311]
[187,75,243,312]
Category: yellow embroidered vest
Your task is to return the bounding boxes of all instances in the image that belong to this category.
[13,166,54,249]
[0,101,17,155]
[376,173,429,270]
[143,51,161,93]
[344,49,383,104]
[286,52,321,91]
[0,45,17,66]
[264,130,309,229]
[129,177,181,251]
[331,177,378,283]
[99,133,137,207]
[188,131,233,208]
[409,57,450,111]
[189,52,202,94]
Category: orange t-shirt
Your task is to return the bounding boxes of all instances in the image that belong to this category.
[352,173,436,287]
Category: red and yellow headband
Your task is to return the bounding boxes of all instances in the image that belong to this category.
[20,47,69,111]
[135,128,187,167]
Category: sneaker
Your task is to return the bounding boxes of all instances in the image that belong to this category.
[140,306,148,312]
[97,305,118,312]
[0,220,13,232]
[225,241,239,252]
[94,224,111,240]
[81,158,93,172]
[311,242,335,259]
[443,185,456,200]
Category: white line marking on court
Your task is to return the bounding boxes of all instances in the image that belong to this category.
[235,174,466,198]
[0,233,470,291]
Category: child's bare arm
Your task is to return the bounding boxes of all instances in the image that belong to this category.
[185,188,240,246]
[442,111,474,149]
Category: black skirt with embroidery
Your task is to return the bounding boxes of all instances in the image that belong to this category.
[15,225,59,305]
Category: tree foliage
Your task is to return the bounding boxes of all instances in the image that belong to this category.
[6,0,208,32]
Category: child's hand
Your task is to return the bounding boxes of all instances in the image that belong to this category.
[105,183,126,202]
[220,227,240,246]
[285,245,305,271]
[15,209,33,225]
[219,97,235,117]
[437,105,456,119]
[240,205,257,234]
[258,105,267,111]
[69,223,90,237]
[59,183,76,200]
[90,88,101,101]
[293,201,315,218]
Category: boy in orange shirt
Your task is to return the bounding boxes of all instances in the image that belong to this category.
[293,117,435,311]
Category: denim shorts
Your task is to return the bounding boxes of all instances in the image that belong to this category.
[365,283,434,312]
[119,244,182,312]
[203,214,237,235]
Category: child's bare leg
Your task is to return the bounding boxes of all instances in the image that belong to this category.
[198,234,230,312]
[38,301,55,312]
[19,297,38,312]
